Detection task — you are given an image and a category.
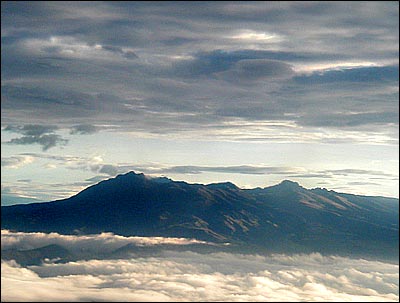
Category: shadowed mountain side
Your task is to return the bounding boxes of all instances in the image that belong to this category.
[1,244,74,266]
[2,171,398,260]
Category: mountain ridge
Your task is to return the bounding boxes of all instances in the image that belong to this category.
[4,172,397,206]
[2,171,398,260]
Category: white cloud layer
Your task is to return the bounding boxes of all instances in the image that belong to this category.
[1,231,399,302]
[1,230,211,254]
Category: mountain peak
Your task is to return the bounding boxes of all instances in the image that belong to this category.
[265,180,305,191]
[278,180,301,188]
[121,171,145,178]
[114,171,147,181]
[207,181,238,190]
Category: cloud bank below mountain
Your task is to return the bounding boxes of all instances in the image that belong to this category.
[1,230,398,302]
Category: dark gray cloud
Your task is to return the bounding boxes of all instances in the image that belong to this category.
[300,111,399,128]
[150,166,397,184]
[17,179,32,183]
[347,181,381,186]
[70,124,98,135]
[288,173,333,179]
[171,50,328,78]
[161,165,294,175]
[321,169,397,178]
[294,65,399,85]
[7,135,67,151]
[100,45,138,59]
[217,59,294,83]
[1,194,41,206]
[61,160,399,182]
[4,125,68,151]
[6,152,398,182]
[1,184,41,206]
[1,185,42,206]
[4,125,58,136]
[0,1,398,144]
[62,163,298,179]
[2,2,397,58]
[2,151,398,202]
[98,164,120,176]
[19,152,83,162]
[85,176,108,183]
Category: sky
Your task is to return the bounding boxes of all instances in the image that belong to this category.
[1,1,399,204]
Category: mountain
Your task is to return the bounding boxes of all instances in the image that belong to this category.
[1,194,42,206]
[1,171,398,260]
[1,244,73,266]
[109,242,230,259]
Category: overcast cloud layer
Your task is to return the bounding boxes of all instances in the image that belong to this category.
[2,1,398,139]
[1,230,399,302]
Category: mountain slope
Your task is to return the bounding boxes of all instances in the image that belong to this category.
[1,244,73,266]
[2,171,398,260]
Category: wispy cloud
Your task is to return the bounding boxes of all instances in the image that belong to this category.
[1,155,34,168]
[1,152,398,201]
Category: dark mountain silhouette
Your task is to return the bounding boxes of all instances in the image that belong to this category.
[1,244,74,266]
[2,171,398,260]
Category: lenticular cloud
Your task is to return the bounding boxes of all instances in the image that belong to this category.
[1,230,398,302]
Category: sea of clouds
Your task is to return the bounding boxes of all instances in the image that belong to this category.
[1,230,398,302]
